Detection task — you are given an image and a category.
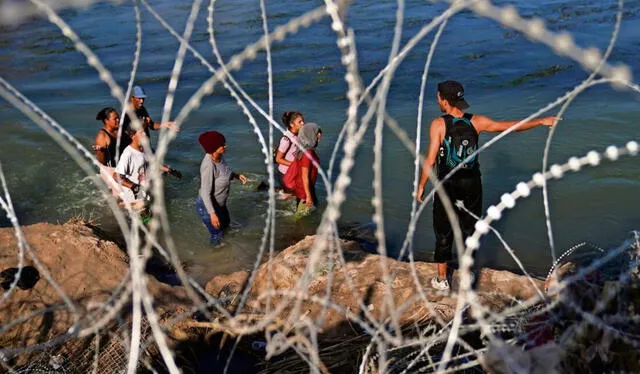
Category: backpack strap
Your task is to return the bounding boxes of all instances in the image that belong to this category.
[442,114,454,131]
[100,128,115,139]
[274,135,292,160]
[282,135,293,155]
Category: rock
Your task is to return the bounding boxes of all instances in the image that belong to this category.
[205,235,544,337]
[0,221,189,367]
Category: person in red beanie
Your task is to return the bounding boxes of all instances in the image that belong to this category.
[196,131,247,245]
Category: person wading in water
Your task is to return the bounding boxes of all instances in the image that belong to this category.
[417,80,559,292]
[93,107,120,167]
[275,111,304,197]
[119,85,178,155]
[196,131,247,245]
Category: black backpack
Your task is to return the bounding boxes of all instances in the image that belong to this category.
[437,113,480,178]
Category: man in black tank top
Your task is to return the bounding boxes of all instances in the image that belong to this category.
[119,85,179,155]
[416,80,559,291]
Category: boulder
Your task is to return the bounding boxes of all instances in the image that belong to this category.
[0,220,189,366]
[205,235,544,337]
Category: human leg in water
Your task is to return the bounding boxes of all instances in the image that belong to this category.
[293,198,316,220]
[195,198,224,245]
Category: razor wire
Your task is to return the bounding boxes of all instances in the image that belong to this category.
[0,0,639,373]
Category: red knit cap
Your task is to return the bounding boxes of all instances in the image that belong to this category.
[198,131,226,154]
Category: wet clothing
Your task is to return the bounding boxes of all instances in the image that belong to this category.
[433,176,482,262]
[433,113,482,262]
[116,146,146,186]
[99,128,118,167]
[119,106,154,154]
[115,145,147,200]
[294,150,319,204]
[293,199,316,220]
[197,155,234,245]
[276,131,298,175]
[195,197,229,244]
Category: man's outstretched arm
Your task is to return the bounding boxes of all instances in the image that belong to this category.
[473,114,559,133]
[147,116,178,132]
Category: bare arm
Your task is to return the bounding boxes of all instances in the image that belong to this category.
[94,131,109,165]
[275,151,292,167]
[231,172,248,184]
[275,137,292,166]
[417,118,445,202]
[147,117,178,132]
[112,172,137,190]
[472,114,558,133]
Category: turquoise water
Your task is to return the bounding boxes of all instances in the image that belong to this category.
[1,0,639,281]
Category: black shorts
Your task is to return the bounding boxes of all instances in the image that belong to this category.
[432,176,483,263]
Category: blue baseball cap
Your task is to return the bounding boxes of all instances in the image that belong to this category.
[132,85,147,98]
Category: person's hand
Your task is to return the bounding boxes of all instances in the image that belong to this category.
[540,116,561,127]
[304,199,314,207]
[210,213,220,229]
[238,174,247,184]
[168,168,182,179]
[417,184,425,203]
[165,121,179,132]
[142,116,152,128]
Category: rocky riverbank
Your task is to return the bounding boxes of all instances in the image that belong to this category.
[2,220,637,373]
[0,220,191,371]
[204,235,544,337]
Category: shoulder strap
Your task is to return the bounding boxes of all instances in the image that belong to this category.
[100,128,112,137]
[282,135,293,154]
[463,112,473,121]
[442,114,454,131]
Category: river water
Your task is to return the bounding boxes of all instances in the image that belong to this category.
[1,0,639,282]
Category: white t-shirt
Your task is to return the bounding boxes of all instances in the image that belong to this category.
[115,145,147,187]
[277,130,298,175]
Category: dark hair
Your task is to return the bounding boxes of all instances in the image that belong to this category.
[124,126,139,138]
[281,111,303,130]
[96,107,118,123]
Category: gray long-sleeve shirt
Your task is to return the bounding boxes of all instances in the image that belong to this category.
[199,155,233,214]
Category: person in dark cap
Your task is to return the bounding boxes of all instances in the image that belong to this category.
[417,80,559,291]
[118,85,178,156]
[196,131,247,245]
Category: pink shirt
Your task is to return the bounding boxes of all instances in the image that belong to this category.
[277,131,298,175]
